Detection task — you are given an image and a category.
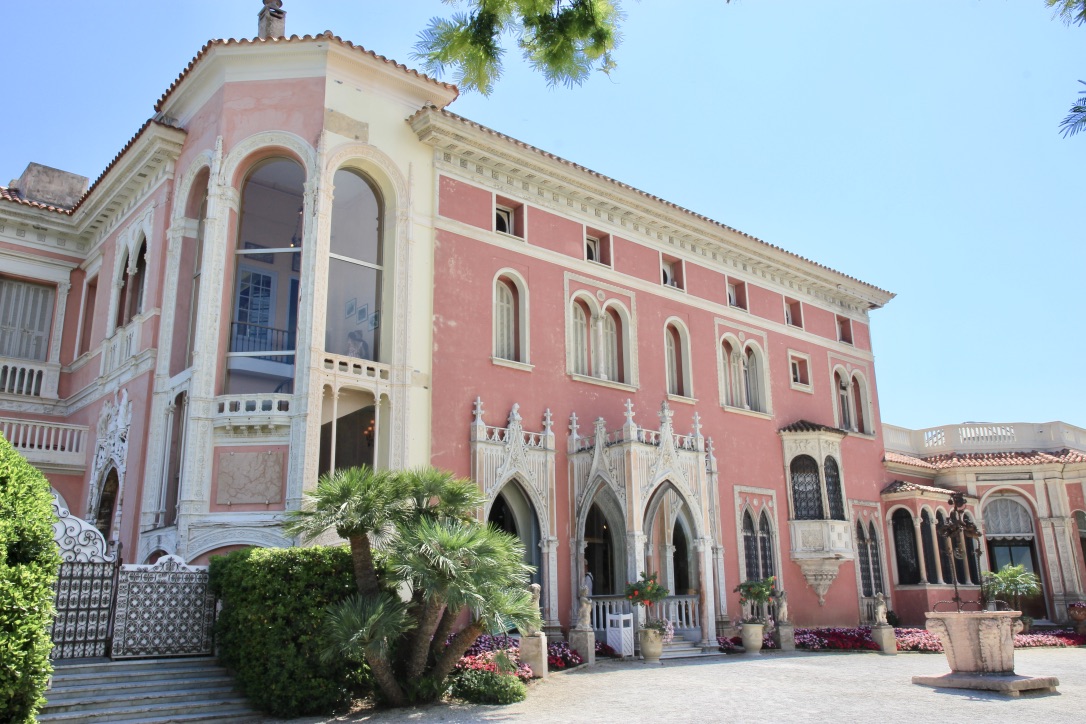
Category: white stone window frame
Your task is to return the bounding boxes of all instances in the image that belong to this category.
[784,297,803,329]
[788,349,813,393]
[780,429,847,522]
[715,319,772,418]
[884,503,920,588]
[726,277,747,311]
[493,194,524,239]
[492,268,532,370]
[563,273,638,391]
[659,253,685,291]
[829,362,874,436]
[663,316,694,402]
[107,210,154,339]
[74,255,103,362]
[733,487,782,588]
[850,504,889,599]
[599,298,633,385]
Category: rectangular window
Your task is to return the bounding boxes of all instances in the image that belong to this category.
[727,279,747,310]
[788,350,812,391]
[585,230,612,266]
[661,255,684,290]
[494,196,524,238]
[0,276,55,361]
[785,298,802,328]
[837,315,853,344]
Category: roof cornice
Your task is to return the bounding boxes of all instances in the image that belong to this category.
[410,107,895,315]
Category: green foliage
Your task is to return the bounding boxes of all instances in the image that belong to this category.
[734,576,776,606]
[1058,80,1086,137]
[414,0,624,95]
[450,668,527,704]
[624,571,668,607]
[209,546,365,718]
[0,434,61,724]
[982,564,1042,611]
[1047,0,1086,26]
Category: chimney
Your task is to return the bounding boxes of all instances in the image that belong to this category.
[258,0,286,39]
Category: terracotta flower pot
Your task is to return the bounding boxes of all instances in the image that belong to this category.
[639,628,663,664]
[1067,605,1086,633]
[740,622,765,653]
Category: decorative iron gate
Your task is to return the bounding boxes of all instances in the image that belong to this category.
[50,492,119,659]
[111,556,215,658]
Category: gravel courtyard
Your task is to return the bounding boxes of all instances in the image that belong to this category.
[273,647,1085,724]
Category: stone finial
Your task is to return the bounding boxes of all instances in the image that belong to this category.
[258,0,286,39]
[692,411,703,438]
[623,399,635,425]
[658,399,674,427]
[472,396,485,424]
[543,408,553,435]
[569,412,580,439]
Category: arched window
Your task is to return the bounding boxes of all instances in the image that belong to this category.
[742,511,758,580]
[835,371,852,431]
[602,307,623,383]
[851,373,869,434]
[116,240,147,329]
[892,509,921,585]
[721,338,741,407]
[824,456,845,520]
[790,455,823,520]
[186,195,206,369]
[758,512,775,578]
[983,497,1039,574]
[920,509,938,584]
[494,278,517,361]
[742,510,774,580]
[743,346,766,412]
[570,300,591,376]
[327,169,383,362]
[95,468,120,540]
[868,521,884,593]
[665,323,684,396]
[936,511,953,583]
[857,521,873,596]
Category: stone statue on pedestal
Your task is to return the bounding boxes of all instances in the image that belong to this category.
[775,590,790,624]
[519,583,543,637]
[576,584,592,631]
[875,592,888,626]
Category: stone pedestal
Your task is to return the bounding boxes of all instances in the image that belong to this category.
[871,624,896,655]
[520,634,548,679]
[773,623,795,652]
[569,629,595,666]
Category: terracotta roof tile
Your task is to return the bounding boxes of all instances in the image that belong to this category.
[780,419,847,435]
[886,448,1086,471]
[0,185,68,213]
[881,479,962,496]
[409,106,895,303]
[155,32,458,113]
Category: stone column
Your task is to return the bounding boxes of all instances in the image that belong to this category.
[914,517,929,584]
[929,518,944,584]
[48,281,70,366]
[697,537,717,648]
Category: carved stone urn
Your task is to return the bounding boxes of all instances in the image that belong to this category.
[740,622,765,654]
[925,611,1022,674]
[639,628,663,664]
[1067,604,1086,634]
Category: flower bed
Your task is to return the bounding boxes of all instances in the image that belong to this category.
[718,626,1086,654]
[595,640,619,658]
[548,641,584,670]
[455,634,532,681]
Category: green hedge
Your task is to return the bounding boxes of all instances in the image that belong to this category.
[209,545,365,717]
[0,434,61,724]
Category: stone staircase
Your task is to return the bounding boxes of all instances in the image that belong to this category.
[659,633,721,660]
[40,657,258,723]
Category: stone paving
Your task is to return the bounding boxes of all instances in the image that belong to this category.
[270,647,1085,724]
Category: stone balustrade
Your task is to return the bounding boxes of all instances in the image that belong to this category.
[0,417,87,467]
[590,595,632,635]
[212,394,292,431]
[883,421,1086,456]
[101,323,140,375]
[0,357,59,399]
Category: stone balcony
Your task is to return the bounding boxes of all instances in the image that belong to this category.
[0,357,60,399]
[0,416,88,471]
[883,421,1086,456]
[789,519,854,606]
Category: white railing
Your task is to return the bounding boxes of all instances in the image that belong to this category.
[650,594,701,630]
[0,417,87,467]
[481,425,546,448]
[101,323,140,375]
[590,595,632,634]
[321,353,391,383]
[0,358,59,398]
[883,421,1086,456]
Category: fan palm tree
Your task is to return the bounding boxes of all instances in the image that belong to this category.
[1059,80,1086,138]
[284,466,409,596]
[320,592,414,707]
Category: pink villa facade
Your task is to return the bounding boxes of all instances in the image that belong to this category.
[2,15,1085,641]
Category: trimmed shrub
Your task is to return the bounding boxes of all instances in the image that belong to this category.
[0,434,61,723]
[450,669,527,704]
[209,546,365,717]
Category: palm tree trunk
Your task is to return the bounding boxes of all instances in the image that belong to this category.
[366,650,408,707]
[428,620,484,687]
[349,534,380,596]
[406,599,445,680]
[429,605,462,662]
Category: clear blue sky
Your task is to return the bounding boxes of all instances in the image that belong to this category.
[3,1,1082,430]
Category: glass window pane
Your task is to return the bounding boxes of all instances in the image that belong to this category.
[330,170,381,265]
[326,263,381,360]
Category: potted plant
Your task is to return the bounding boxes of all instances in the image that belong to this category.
[625,572,670,663]
[734,576,775,653]
[1067,601,1086,633]
[981,564,1041,630]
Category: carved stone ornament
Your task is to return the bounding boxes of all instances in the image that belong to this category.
[86,389,132,524]
[52,492,115,563]
[796,558,844,606]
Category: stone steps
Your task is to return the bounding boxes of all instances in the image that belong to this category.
[41,657,258,723]
[659,639,720,660]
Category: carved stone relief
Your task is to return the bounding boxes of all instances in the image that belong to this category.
[215,449,286,505]
[86,389,132,527]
